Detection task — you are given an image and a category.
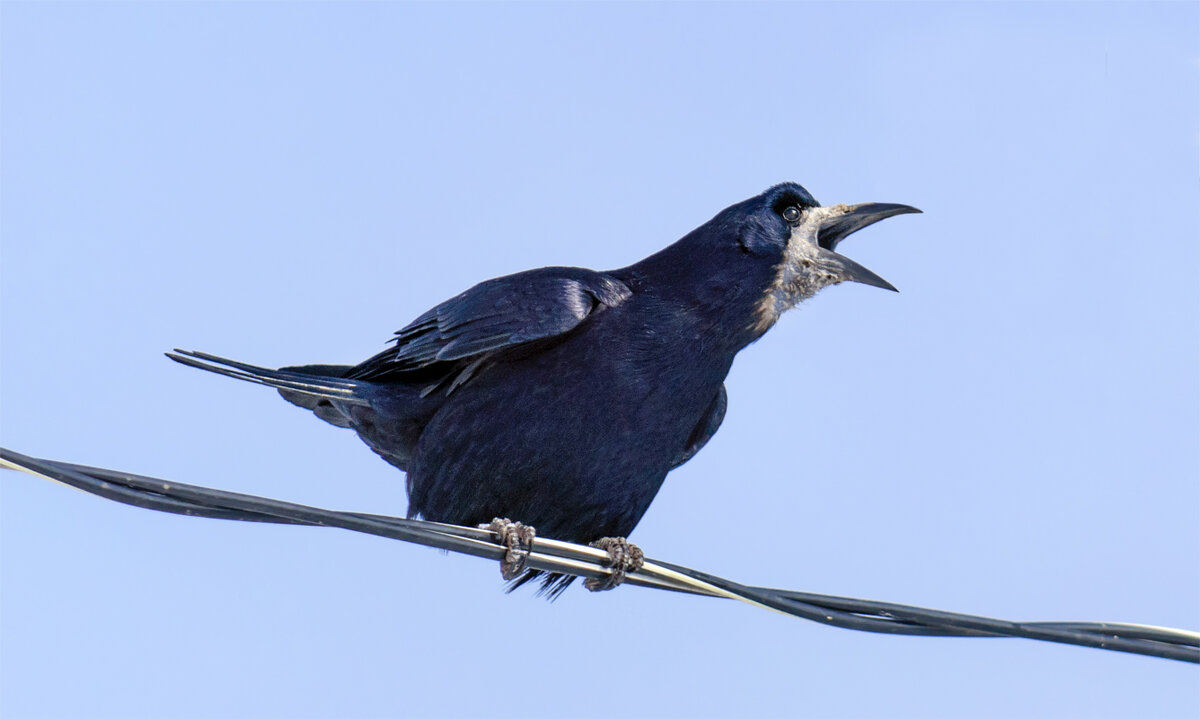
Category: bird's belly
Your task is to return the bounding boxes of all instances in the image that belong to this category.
[405,337,723,542]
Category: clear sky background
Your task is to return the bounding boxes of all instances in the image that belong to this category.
[2,3,1197,717]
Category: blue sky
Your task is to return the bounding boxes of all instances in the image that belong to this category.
[2,2,1197,717]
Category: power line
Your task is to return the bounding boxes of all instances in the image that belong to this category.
[3,447,1196,664]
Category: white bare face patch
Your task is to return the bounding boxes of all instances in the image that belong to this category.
[753,204,851,333]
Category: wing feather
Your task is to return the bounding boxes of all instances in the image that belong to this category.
[350,267,631,384]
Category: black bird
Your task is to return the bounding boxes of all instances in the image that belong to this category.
[169,183,918,595]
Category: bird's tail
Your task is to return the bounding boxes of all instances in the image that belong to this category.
[166,350,369,418]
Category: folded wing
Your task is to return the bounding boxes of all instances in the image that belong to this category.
[350,266,632,387]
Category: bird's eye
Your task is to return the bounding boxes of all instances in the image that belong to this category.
[782,206,802,223]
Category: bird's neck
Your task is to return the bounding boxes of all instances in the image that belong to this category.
[613,253,767,353]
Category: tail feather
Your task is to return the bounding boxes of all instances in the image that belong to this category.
[276,363,357,427]
[166,349,369,405]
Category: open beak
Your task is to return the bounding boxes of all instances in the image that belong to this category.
[817,202,921,292]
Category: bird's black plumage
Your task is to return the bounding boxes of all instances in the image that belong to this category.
[169,183,918,595]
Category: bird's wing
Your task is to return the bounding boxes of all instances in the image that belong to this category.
[350,267,632,381]
[669,384,727,469]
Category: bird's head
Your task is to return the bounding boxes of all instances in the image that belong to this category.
[730,182,920,334]
[622,182,919,347]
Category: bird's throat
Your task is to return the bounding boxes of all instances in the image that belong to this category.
[752,206,846,333]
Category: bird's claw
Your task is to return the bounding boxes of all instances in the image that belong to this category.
[483,517,536,580]
[584,536,645,592]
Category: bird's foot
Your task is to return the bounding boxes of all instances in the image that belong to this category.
[584,536,645,592]
[482,517,536,580]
